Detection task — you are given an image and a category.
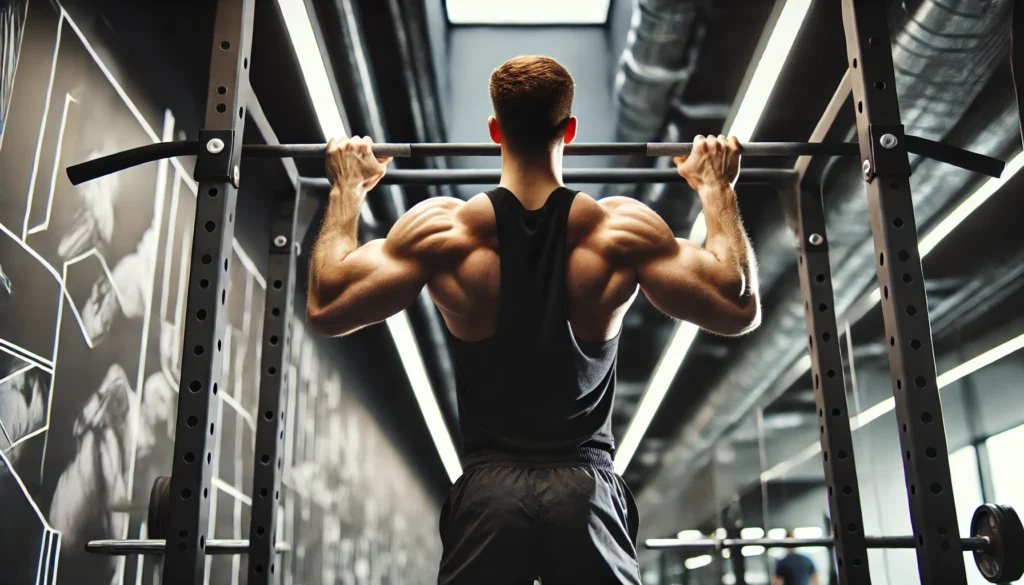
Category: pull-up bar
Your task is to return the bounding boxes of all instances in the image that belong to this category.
[65,136,1005,186]
[297,168,795,187]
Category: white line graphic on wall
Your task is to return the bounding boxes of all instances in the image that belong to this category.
[0,221,62,290]
[221,391,256,434]
[0,337,54,370]
[0,363,35,385]
[0,448,54,528]
[0,416,13,447]
[60,248,129,349]
[213,476,253,506]
[159,174,182,324]
[32,530,45,585]
[22,17,63,241]
[27,92,77,236]
[5,426,48,453]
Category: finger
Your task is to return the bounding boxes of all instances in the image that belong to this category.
[717,135,726,144]
[728,135,741,152]
[377,157,394,167]
[691,135,706,155]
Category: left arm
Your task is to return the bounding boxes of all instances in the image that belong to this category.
[306,137,460,337]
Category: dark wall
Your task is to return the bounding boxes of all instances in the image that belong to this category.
[0,2,440,584]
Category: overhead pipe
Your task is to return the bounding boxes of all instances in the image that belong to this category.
[608,0,704,207]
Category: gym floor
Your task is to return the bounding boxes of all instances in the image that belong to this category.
[0,1,1020,584]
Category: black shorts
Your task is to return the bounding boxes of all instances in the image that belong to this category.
[437,459,641,585]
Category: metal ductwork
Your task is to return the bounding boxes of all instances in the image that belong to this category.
[637,0,1015,537]
[607,0,704,210]
[615,0,703,142]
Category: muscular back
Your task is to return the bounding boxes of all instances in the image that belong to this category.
[419,188,760,346]
[427,193,641,343]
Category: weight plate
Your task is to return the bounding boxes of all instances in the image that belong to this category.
[995,505,1024,583]
[972,504,1003,582]
[971,504,1024,583]
[148,476,172,540]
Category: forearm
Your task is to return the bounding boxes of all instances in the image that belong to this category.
[307,184,365,310]
[698,182,759,300]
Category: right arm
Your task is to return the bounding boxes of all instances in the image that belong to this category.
[611,135,760,336]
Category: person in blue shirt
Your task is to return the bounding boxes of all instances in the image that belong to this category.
[772,531,819,585]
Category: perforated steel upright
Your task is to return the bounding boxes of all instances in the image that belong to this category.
[791,179,871,585]
[246,184,300,585]
[841,1,966,583]
[163,0,254,584]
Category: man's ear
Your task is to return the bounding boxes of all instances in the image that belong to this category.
[488,116,502,145]
[564,117,578,145]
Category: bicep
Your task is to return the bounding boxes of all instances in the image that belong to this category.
[600,199,735,331]
[307,239,428,336]
[637,240,741,327]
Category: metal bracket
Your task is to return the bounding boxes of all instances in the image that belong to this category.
[866,124,911,180]
[194,129,237,185]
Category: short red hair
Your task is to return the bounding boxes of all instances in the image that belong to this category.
[489,56,575,155]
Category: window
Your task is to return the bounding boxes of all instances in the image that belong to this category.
[446,0,611,25]
[949,445,988,585]
[987,424,1024,513]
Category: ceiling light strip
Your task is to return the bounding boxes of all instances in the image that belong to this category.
[276,0,462,480]
[446,0,611,25]
[614,0,814,474]
[276,0,346,138]
[386,314,463,481]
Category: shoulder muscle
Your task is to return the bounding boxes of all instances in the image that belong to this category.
[596,196,678,262]
[386,196,485,265]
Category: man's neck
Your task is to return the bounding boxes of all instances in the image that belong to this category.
[498,149,565,210]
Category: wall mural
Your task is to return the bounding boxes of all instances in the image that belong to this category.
[0,2,441,584]
[1,0,29,144]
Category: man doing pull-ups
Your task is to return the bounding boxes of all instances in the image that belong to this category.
[306,55,761,584]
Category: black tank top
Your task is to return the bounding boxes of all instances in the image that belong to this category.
[446,186,619,467]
